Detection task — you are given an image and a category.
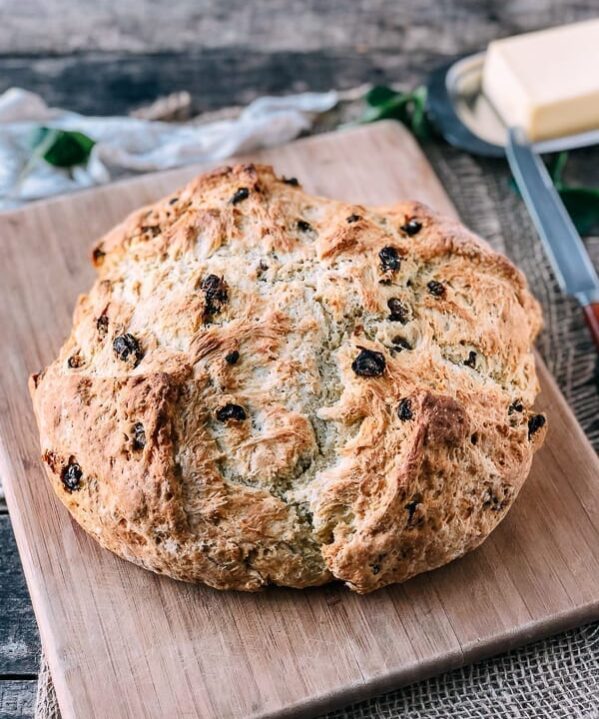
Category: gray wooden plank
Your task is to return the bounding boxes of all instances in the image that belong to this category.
[0,0,596,117]
[0,680,36,719]
[0,517,40,675]
[0,47,462,117]
[0,0,593,55]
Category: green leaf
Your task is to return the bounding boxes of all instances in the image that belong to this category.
[410,86,429,140]
[360,85,431,141]
[558,186,599,236]
[547,151,568,188]
[30,126,96,168]
[365,85,400,107]
[361,94,412,123]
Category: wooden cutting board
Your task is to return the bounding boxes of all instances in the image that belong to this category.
[1,122,598,719]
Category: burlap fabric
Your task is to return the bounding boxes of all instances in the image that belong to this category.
[34,129,599,718]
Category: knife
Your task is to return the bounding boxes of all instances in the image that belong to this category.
[506,127,599,350]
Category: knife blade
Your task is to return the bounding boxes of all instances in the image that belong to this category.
[506,126,599,307]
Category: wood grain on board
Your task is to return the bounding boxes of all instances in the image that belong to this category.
[0,123,598,719]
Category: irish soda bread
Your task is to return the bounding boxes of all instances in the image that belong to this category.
[30,163,547,593]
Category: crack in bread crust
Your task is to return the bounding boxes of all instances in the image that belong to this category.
[30,164,546,592]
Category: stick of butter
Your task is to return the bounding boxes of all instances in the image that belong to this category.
[482,19,599,141]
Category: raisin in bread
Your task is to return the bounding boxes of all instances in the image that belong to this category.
[30,163,547,593]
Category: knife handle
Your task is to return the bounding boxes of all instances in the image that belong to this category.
[583,303,599,349]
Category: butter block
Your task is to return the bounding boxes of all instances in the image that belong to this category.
[482,19,599,141]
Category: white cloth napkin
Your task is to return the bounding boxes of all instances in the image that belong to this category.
[0,87,338,210]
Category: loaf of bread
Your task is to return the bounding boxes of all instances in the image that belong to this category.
[30,163,547,593]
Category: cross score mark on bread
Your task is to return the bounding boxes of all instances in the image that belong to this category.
[29,163,546,593]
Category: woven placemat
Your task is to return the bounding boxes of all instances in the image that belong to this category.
[34,127,599,718]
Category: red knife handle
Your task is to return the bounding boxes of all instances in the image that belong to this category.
[583,302,599,350]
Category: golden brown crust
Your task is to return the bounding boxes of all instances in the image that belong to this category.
[30,163,546,592]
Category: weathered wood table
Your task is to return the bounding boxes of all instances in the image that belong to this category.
[1,2,598,717]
